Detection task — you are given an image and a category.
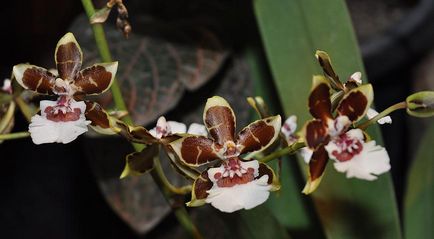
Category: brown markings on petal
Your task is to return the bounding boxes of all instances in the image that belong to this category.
[204,106,235,145]
[56,42,82,80]
[126,145,158,174]
[84,101,110,128]
[180,136,219,165]
[257,162,274,184]
[305,119,329,149]
[337,91,368,122]
[22,67,56,94]
[309,145,328,181]
[237,120,275,154]
[193,171,213,200]
[74,65,112,95]
[309,82,332,120]
[128,126,156,144]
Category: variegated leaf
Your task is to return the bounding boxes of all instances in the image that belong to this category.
[237,115,281,156]
[203,96,236,145]
[170,135,220,167]
[12,64,56,95]
[337,84,373,123]
[55,32,83,81]
[73,62,118,96]
[309,75,332,121]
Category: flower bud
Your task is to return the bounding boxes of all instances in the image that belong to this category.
[406,91,434,117]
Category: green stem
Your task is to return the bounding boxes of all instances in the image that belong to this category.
[81,0,129,120]
[81,1,201,237]
[358,101,407,130]
[15,96,33,122]
[0,131,30,140]
[153,152,192,195]
[259,141,306,163]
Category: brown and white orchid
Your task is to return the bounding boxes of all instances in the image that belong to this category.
[302,75,390,194]
[169,96,281,213]
[12,32,118,144]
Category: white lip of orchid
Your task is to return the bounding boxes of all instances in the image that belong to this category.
[325,128,391,180]
[29,98,90,144]
[206,159,271,213]
[367,108,392,125]
[150,116,208,139]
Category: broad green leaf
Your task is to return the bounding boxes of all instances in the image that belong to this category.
[404,121,434,239]
[245,47,322,237]
[254,0,402,238]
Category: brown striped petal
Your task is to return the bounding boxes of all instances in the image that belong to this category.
[315,50,344,91]
[304,119,329,149]
[302,145,328,194]
[117,122,156,145]
[13,64,56,94]
[73,62,118,95]
[203,96,236,145]
[170,136,220,167]
[257,162,280,191]
[186,171,213,207]
[337,84,373,123]
[309,76,332,121]
[164,144,201,180]
[55,32,83,81]
[236,115,281,156]
[85,101,111,129]
[120,144,158,178]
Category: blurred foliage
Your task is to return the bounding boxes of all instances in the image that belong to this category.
[405,120,434,239]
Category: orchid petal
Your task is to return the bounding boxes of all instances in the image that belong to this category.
[337,84,373,123]
[187,123,208,136]
[73,62,118,95]
[333,140,390,180]
[203,96,236,145]
[302,145,328,194]
[170,135,220,167]
[309,75,332,121]
[237,115,281,156]
[13,64,56,94]
[55,32,83,81]
[187,171,213,207]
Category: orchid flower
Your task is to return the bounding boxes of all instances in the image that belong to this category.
[169,96,281,213]
[302,76,391,194]
[119,116,207,178]
[12,32,118,144]
[281,115,313,163]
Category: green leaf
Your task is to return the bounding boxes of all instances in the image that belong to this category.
[254,0,402,238]
[404,121,434,239]
[245,47,322,237]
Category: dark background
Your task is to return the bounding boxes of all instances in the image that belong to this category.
[1,0,433,238]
